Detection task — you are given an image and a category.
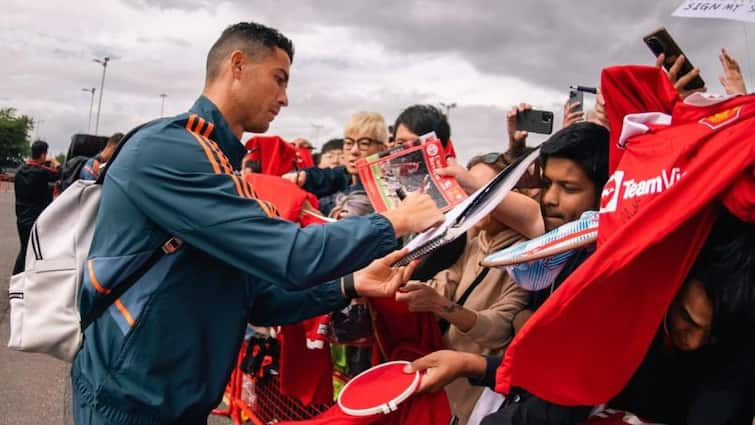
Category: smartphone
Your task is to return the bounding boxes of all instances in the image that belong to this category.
[643,27,705,91]
[516,109,554,135]
[568,89,583,113]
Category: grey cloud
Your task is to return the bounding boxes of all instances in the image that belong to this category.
[69,0,753,95]
[122,0,213,11]
[184,1,750,93]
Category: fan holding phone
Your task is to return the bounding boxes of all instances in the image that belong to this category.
[644,27,707,98]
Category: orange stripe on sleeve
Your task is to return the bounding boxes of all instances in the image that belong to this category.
[187,132,221,174]
[257,200,275,217]
[230,173,250,199]
[185,114,196,131]
[88,260,111,295]
[194,117,206,134]
[243,180,258,198]
[202,122,215,138]
[202,136,233,174]
[114,299,135,327]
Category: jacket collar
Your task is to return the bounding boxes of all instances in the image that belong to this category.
[189,96,247,170]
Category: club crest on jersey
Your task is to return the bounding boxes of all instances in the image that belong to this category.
[699,106,742,130]
[600,168,684,213]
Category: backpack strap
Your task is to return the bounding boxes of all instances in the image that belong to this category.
[82,118,180,331]
[81,237,182,331]
[438,267,491,335]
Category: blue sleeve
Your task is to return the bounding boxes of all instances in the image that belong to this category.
[468,355,502,389]
[302,165,351,197]
[248,279,349,326]
[116,127,397,290]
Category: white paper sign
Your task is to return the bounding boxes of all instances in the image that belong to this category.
[673,1,755,23]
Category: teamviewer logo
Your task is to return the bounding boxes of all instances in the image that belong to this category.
[600,170,624,213]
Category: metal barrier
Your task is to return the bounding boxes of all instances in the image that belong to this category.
[212,342,339,424]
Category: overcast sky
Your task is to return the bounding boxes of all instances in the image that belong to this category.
[2,0,752,162]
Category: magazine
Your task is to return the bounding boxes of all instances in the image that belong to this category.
[356,137,467,213]
[393,148,541,266]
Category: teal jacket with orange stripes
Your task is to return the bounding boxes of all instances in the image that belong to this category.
[71,96,398,425]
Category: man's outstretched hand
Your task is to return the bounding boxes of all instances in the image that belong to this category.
[381,192,444,237]
[354,249,418,298]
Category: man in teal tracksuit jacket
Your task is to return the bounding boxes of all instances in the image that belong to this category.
[71,22,442,425]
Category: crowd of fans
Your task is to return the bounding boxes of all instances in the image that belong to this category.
[10,21,754,425]
[245,45,751,425]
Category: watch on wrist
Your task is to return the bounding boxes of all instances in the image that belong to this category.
[341,274,359,299]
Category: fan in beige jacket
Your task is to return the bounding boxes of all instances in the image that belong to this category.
[396,215,528,425]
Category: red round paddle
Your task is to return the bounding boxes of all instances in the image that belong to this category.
[338,361,421,416]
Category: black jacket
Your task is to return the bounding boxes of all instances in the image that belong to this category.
[14,161,59,227]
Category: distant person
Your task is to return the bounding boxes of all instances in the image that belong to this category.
[13,140,60,274]
[318,138,344,169]
[79,132,124,180]
[393,104,454,156]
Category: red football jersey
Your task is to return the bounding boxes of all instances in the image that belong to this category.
[496,66,755,405]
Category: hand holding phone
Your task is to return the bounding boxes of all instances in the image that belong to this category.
[568,89,583,113]
[643,27,705,92]
[515,109,554,135]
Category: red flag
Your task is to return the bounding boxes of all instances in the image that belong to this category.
[495,66,755,405]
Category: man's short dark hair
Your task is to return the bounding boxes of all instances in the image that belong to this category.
[540,122,609,191]
[206,22,295,82]
[321,138,343,154]
[31,140,49,160]
[393,105,450,147]
[689,210,754,340]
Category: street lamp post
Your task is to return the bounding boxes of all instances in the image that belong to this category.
[93,56,111,135]
[159,93,167,117]
[33,119,45,141]
[81,88,96,133]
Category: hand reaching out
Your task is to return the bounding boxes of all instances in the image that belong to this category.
[718,48,747,95]
[354,249,418,298]
[506,103,531,152]
[394,281,449,313]
[655,53,706,99]
[562,99,585,128]
[435,158,484,195]
[587,91,609,130]
[404,350,487,393]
